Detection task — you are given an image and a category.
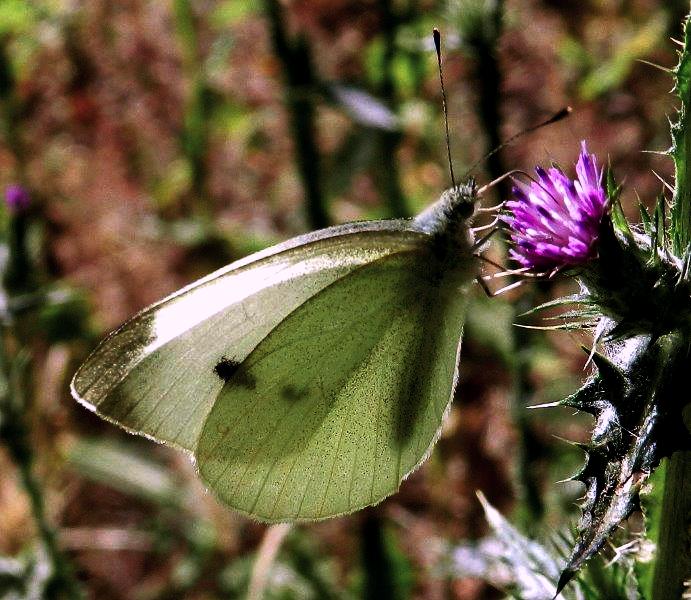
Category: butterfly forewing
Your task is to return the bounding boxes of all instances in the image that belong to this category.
[71,222,431,451]
[196,244,473,521]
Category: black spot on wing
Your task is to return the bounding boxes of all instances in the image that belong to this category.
[214,356,257,389]
[281,384,308,402]
[213,357,241,381]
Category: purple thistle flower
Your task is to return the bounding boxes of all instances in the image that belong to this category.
[5,184,31,213]
[502,141,608,272]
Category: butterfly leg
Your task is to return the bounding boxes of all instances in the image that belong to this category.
[489,279,526,296]
[470,227,500,253]
[475,274,526,297]
[472,216,502,232]
[475,275,494,297]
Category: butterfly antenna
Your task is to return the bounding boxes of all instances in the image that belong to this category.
[434,28,457,190]
[466,106,572,177]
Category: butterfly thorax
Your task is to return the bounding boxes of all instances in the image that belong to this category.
[415,179,477,233]
[410,178,479,288]
[415,177,477,251]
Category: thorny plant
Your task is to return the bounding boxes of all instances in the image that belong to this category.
[492,21,691,597]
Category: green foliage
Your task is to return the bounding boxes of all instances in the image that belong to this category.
[0,545,52,600]
[37,287,92,344]
[584,18,665,100]
[449,0,502,52]
[0,0,38,36]
[0,350,83,599]
[67,437,181,507]
[0,190,88,599]
[650,452,691,598]
[577,556,638,600]
[173,0,213,210]
[650,15,691,595]
[465,294,514,365]
[559,13,667,100]
[363,28,429,101]
[210,0,258,28]
[360,511,414,600]
[219,529,346,599]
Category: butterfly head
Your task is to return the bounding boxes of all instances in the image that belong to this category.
[439,178,478,222]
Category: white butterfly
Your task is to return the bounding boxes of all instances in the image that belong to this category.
[71,180,483,521]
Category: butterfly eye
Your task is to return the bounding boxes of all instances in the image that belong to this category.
[456,197,475,220]
[443,186,476,222]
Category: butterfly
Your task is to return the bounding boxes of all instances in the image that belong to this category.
[70,179,485,522]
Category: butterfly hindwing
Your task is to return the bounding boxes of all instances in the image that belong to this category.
[196,244,473,521]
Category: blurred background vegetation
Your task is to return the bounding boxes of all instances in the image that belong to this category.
[0,0,686,598]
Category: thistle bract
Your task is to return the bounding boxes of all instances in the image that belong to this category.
[503,141,608,272]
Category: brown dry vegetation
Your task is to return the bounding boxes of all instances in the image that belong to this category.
[0,1,685,598]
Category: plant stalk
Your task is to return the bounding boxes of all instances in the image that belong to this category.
[651,449,691,599]
[0,350,82,599]
[376,0,408,218]
[657,10,691,597]
[264,0,329,229]
[18,451,82,598]
[0,209,82,597]
[173,0,212,214]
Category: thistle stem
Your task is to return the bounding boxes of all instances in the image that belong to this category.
[672,13,691,255]
[651,449,691,600]
[659,11,691,597]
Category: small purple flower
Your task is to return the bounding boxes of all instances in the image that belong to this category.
[502,141,608,272]
[5,184,30,213]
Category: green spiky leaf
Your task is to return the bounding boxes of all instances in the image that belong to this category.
[638,201,652,236]
[556,332,691,594]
